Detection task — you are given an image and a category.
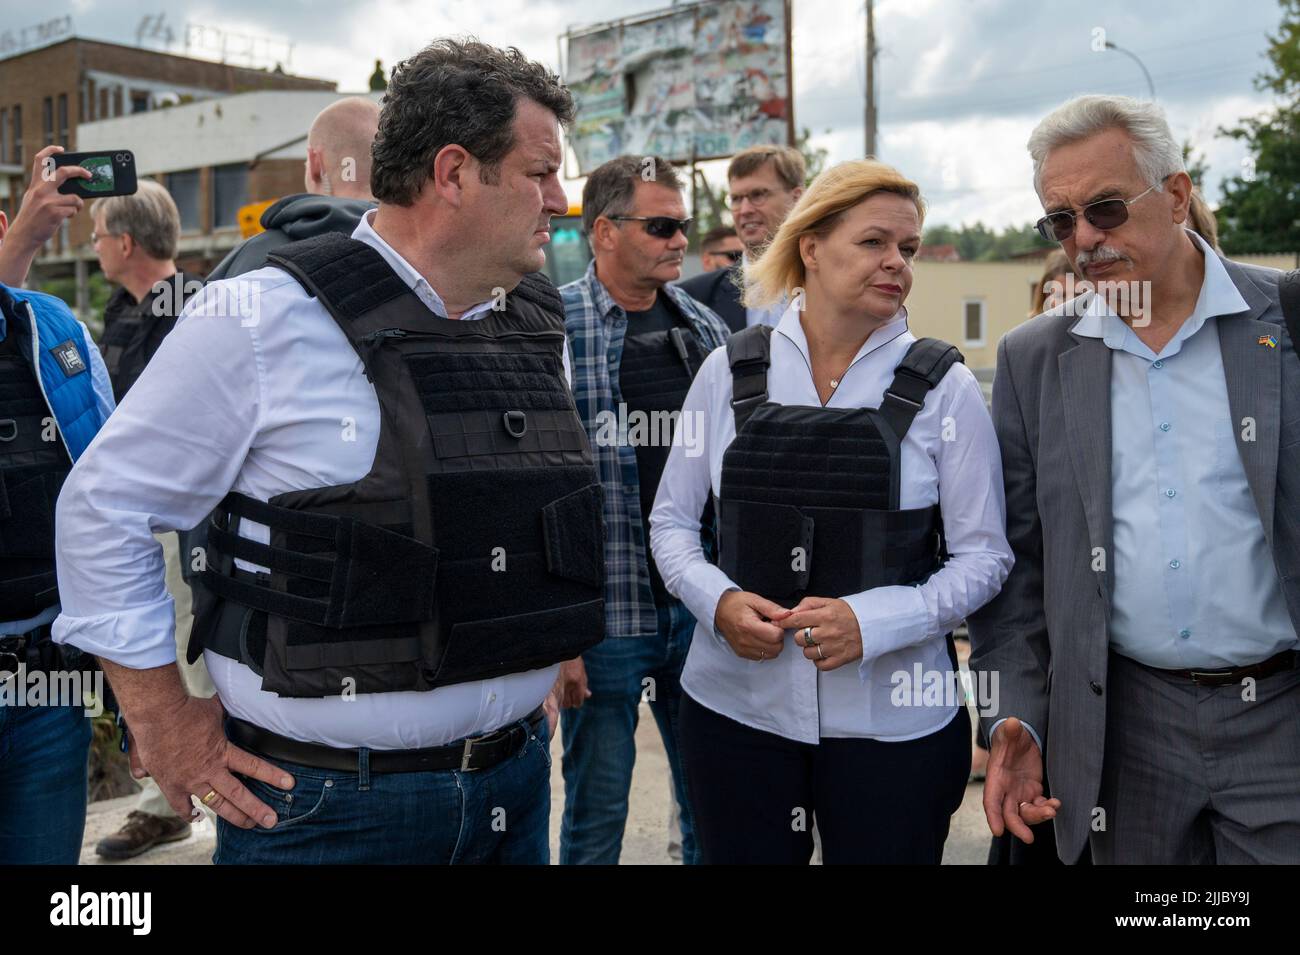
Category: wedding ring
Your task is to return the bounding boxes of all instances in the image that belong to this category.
[817,645,826,660]
[201,789,219,805]
[803,626,817,646]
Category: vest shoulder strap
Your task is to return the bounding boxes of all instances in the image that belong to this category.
[1281,269,1300,358]
[726,323,773,432]
[266,233,411,336]
[879,337,965,442]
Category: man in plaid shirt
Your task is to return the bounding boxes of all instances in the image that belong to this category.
[558,155,729,865]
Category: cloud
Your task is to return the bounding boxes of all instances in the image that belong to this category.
[52,0,1289,226]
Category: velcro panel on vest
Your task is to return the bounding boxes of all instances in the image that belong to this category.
[718,500,940,605]
[718,498,813,601]
[203,493,438,632]
[439,597,605,686]
[720,403,894,510]
[425,466,605,685]
[541,482,605,588]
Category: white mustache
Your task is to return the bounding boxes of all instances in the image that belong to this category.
[1076,246,1131,270]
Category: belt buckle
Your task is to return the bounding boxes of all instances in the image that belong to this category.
[460,731,491,771]
[1187,668,1228,685]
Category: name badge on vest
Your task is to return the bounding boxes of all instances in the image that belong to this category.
[51,340,87,377]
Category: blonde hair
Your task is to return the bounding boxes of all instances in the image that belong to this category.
[1030,249,1073,317]
[744,159,924,308]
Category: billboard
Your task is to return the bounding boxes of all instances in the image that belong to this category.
[562,0,793,176]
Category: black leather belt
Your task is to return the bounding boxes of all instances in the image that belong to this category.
[226,707,546,774]
[1137,649,1300,687]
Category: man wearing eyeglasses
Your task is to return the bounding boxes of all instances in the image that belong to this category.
[677,145,804,333]
[969,94,1300,864]
[558,155,729,864]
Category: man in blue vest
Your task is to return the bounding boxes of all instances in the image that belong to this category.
[0,145,115,864]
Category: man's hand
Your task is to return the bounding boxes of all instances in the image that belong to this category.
[714,590,787,662]
[779,596,862,672]
[0,145,91,287]
[983,717,1061,843]
[556,656,590,709]
[100,660,293,830]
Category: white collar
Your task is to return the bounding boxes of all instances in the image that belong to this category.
[351,209,495,320]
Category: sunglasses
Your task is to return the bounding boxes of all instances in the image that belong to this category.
[1034,182,1160,243]
[608,215,693,239]
[711,249,744,263]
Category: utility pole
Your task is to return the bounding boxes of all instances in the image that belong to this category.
[865,0,877,158]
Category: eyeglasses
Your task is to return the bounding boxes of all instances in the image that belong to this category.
[1034,182,1162,242]
[608,216,692,239]
[729,187,774,210]
[708,249,743,264]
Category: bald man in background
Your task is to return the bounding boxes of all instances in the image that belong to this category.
[207,96,380,280]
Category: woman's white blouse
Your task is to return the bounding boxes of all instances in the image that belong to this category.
[649,304,1013,743]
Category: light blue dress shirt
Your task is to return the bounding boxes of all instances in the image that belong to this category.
[1074,230,1295,669]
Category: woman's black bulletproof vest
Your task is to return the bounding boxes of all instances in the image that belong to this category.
[717,324,962,607]
[189,233,606,698]
[0,332,71,620]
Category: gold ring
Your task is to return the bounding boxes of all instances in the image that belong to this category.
[201,789,219,805]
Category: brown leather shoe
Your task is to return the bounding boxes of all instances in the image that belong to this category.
[95,810,192,860]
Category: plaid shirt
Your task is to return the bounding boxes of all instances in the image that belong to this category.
[563,261,730,638]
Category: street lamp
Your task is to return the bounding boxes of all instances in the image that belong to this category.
[1104,40,1156,100]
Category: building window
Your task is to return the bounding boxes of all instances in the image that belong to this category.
[0,109,7,166]
[212,164,248,230]
[963,299,986,346]
[42,97,53,144]
[57,94,68,147]
[131,93,149,114]
[11,105,21,166]
[166,169,203,233]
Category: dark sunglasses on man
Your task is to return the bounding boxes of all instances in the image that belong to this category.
[608,215,693,239]
[1034,179,1165,243]
[711,249,744,264]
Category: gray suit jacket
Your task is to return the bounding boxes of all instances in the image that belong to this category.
[968,255,1300,863]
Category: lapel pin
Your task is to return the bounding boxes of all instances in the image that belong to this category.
[1258,334,1278,348]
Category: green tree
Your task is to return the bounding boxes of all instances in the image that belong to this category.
[1216,0,1300,253]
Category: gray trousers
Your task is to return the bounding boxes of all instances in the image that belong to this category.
[1090,650,1300,864]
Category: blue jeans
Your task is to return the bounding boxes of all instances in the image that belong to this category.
[214,714,552,864]
[0,699,92,864]
[560,600,698,864]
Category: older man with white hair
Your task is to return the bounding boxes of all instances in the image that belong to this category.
[969,94,1300,864]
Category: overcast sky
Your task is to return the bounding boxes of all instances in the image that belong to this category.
[14,0,1289,229]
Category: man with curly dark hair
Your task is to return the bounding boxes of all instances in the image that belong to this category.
[53,38,602,865]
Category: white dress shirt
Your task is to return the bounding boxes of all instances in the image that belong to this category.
[649,304,1013,743]
[53,210,567,749]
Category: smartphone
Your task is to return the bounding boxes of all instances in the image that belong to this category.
[53,150,138,198]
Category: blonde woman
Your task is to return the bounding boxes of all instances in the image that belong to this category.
[649,160,1013,864]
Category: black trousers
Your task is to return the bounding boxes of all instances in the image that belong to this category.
[678,693,970,864]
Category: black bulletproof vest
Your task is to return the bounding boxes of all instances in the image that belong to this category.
[189,233,606,698]
[618,300,709,604]
[99,274,192,401]
[717,324,962,608]
[0,331,72,620]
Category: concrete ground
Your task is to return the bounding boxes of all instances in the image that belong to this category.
[79,702,992,865]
